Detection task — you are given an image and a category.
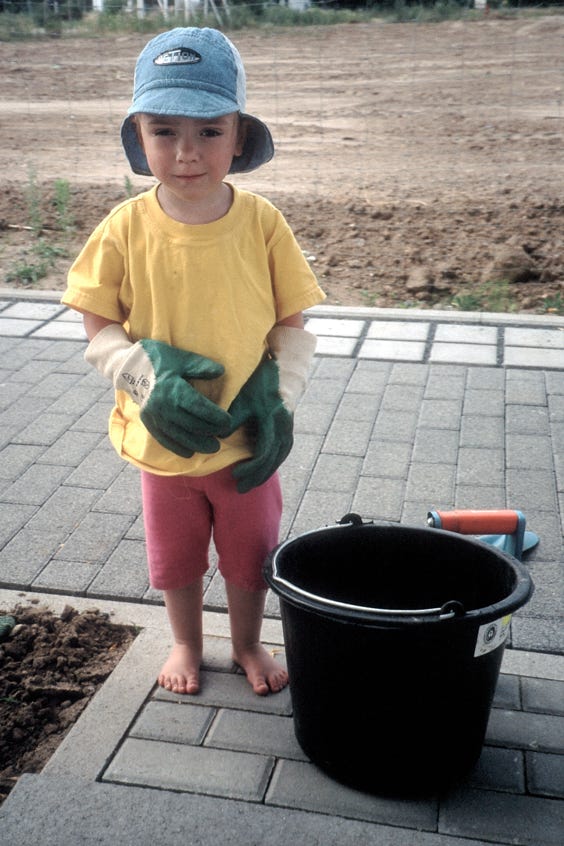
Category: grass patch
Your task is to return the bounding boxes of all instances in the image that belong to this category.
[4,171,74,288]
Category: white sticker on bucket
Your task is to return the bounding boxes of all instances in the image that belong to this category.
[474,615,512,658]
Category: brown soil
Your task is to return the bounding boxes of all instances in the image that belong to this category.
[1,18,564,313]
[0,603,137,806]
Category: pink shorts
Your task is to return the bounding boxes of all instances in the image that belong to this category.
[141,466,282,592]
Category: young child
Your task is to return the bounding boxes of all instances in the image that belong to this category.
[62,27,325,696]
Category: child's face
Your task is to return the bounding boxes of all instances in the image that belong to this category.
[135,112,244,207]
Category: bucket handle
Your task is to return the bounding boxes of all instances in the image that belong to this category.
[269,566,465,620]
[270,515,466,620]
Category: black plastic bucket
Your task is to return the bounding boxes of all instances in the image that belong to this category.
[264,516,534,795]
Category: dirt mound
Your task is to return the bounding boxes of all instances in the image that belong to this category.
[0,603,137,805]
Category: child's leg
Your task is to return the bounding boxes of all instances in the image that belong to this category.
[159,578,203,695]
[141,471,213,695]
[226,581,288,696]
[209,467,286,695]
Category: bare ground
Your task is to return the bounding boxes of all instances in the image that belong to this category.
[0,603,137,805]
[1,16,564,313]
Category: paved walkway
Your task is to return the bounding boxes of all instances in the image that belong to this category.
[0,292,563,845]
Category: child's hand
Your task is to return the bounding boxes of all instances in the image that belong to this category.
[85,326,231,457]
[228,326,317,492]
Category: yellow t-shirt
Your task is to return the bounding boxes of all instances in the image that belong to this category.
[62,184,325,476]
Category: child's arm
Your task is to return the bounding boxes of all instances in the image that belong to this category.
[228,311,317,493]
[80,310,231,457]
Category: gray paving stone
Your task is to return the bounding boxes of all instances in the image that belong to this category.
[0,502,37,545]
[506,434,554,469]
[0,394,52,426]
[313,357,356,382]
[405,462,456,501]
[549,395,564,420]
[388,362,429,385]
[371,409,419,441]
[493,674,521,709]
[430,342,497,366]
[418,399,463,430]
[454,485,507,509]
[32,559,103,595]
[295,401,343,435]
[28,372,79,399]
[359,338,426,361]
[266,759,438,830]
[505,327,564,349]
[506,404,550,435]
[288,487,352,536]
[352,475,405,521]
[54,511,134,564]
[26,486,102,534]
[456,448,505,487]
[0,443,45,480]
[440,786,564,845]
[424,369,466,400]
[11,412,74,446]
[463,388,505,417]
[362,440,413,478]
[35,430,105,467]
[323,416,375,456]
[0,527,60,587]
[381,383,424,411]
[486,708,564,754]
[467,746,525,793]
[6,357,60,385]
[526,752,564,798]
[64,449,124,489]
[459,415,505,448]
[522,678,564,716]
[545,371,564,394]
[511,615,564,655]
[2,775,436,846]
[129,701,215,745]
[467,367,505,390]
[154,669,292,716]
[104,736,275,801]
[518,511,563,561]
[1,463,71,505]
[505,373,547,406]
[506,469,558,512]
[413,428,459,464]
[46,384,108,416]
[92,467,142,515]
[338,390,384,420]
[205,710,307,760]
[309,454,363,492]
[504,346,563,369]
[70,400,115,433]
[87,539,149,600]
[346,360,391,393]
[36,339,86,362]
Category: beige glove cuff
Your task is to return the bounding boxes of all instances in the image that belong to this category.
[84,324,154,405]
[267,325,317,412]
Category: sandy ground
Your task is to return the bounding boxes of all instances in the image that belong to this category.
[1,16,564,311]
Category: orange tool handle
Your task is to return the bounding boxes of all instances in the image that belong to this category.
[432,509,520,536]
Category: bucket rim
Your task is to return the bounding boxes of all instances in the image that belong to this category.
[265,520,534,624]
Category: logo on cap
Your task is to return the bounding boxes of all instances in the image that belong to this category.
[154,47,201,66]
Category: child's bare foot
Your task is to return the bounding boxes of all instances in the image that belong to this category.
[233,644,289,696]
[158,643,201,695]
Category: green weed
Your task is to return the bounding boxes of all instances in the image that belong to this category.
[451,280,516,313]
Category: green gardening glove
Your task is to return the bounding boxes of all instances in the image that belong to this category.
[229,357,294,493]
[85,324,231,458]
[228,326,317,493]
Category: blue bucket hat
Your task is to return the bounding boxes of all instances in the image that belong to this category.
[121,27,274,175]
